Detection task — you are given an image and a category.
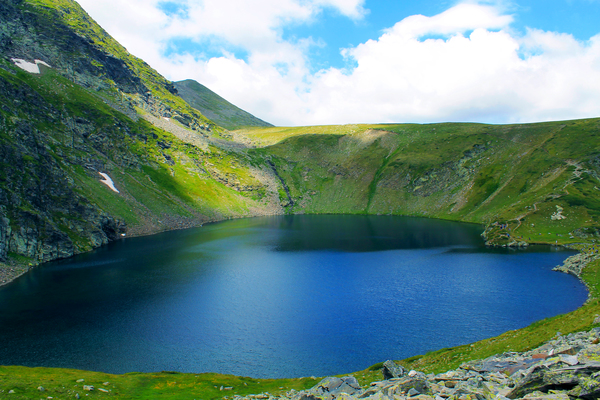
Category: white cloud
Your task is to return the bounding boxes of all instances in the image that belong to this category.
[75,0,600,126]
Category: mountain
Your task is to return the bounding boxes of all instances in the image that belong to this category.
[243,121,600,247]
[174,79,273,130]
[1,0,599,287]
[0,0,285,279]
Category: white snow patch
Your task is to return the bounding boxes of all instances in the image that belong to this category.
[11,58,51,74]
[163,117,170,121]
[99,172,119,193]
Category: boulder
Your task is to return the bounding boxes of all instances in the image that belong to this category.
[382,360,406,380]
[309,376,362,398]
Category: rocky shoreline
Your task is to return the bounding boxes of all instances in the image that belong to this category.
[236,329,600,400]
[0,260,30,286]
[553,249,600,279]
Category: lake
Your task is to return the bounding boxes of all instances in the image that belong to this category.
[0,215,587,378]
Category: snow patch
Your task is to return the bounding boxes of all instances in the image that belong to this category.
[11,58,51,74]
[99,172,119,193]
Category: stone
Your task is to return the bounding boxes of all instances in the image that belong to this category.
[98,388,109,393]
[559,355,578,366]
[408,388,420,396]
[83,385,94,391]
[38,386,45,391]
[310,376,362,397]
[521,392,570,400]
[382,360,406,380]
[76,379,85,383]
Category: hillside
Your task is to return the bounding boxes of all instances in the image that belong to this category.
[175,79,273,130]
[242,121,600,248]
[0,0,286,280]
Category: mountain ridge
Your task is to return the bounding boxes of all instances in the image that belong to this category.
[174,79,273,130]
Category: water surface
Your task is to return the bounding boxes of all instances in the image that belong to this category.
[0,215,586,378]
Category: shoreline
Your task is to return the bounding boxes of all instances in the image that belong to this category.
[1,216,594,292]
[0,216,598,387]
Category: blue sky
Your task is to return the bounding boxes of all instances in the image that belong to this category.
[284,0,600,70]
[76,0,600,126]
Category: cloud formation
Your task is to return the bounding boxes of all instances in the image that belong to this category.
[76,0,600,126]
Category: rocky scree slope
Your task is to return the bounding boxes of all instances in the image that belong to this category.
[237,329,600,400]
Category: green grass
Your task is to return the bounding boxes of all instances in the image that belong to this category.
[0,367,318,400]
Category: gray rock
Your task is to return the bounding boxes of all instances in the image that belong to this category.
[310,376,362,398]
[382,360,406,380]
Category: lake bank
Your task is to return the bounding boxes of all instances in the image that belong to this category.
[0,215,587,379]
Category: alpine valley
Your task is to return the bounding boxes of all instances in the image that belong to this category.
[1,0,600,399]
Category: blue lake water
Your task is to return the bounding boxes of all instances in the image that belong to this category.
[0,215,587,378]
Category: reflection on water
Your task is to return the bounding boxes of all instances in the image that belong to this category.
[0,215,587,378]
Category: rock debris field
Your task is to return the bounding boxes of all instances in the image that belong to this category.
[234,329,600,400]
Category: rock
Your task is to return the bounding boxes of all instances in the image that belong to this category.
[38,386,45,391]
[228,329,600,400]
[75,394,80,399]
[390,375,431,396]
[382,360,406,379]
[310,376,362,398]
[98,388,109,393]
[8,389,15,394]
[83,385,94,391]
[559,354,579,366]
[521,393,570,400]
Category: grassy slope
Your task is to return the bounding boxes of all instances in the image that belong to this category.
[23,0,226,137]
[0,61,276,258]
[174,79,273,130]
[247,120,600,247]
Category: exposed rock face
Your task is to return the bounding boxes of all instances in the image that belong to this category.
[0,0,144,95]
[554,251,600,278]
[235,329,600,400]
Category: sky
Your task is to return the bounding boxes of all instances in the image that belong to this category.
[74,0,600,126]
